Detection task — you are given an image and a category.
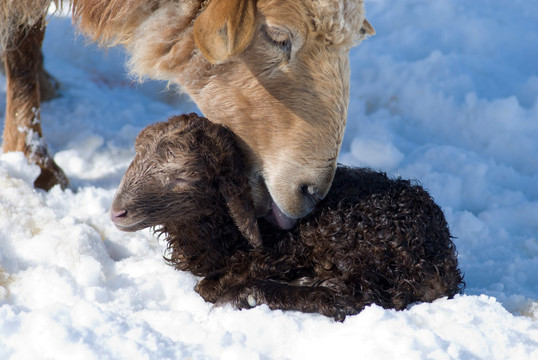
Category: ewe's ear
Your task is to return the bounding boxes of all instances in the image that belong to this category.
[361,19,375,36]
[219,173,262,248]
[194,0,257,64]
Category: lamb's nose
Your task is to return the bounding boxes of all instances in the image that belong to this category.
[110,208,127,223]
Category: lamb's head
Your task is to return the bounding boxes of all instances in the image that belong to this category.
[110,114,262,247]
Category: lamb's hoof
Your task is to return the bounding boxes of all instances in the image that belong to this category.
[333,312,346,322]
[331,297,360,322]
[217,286,262,310]
[247,294,257,308]
[333,308,357,322]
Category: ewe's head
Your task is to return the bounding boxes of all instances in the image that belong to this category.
[190,0,374,228]
[110,114,261,247]
[125,0,373,228]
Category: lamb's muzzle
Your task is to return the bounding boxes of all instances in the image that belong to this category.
[110,208,133,231]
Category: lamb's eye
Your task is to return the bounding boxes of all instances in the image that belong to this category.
[168,177,189,190]
[263,25,292,53]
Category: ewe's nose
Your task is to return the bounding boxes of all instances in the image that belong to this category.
[265,161,336,222]
[300,184,325,213]
[303,184,324,202]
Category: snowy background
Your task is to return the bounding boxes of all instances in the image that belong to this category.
[1,0,537,358]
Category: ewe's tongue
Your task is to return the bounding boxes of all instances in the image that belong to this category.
[264,200,297,230]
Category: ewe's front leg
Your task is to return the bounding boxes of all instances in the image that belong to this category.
[216,279,359,322]
[2,20,68,190]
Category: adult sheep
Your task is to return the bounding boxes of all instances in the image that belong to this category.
[1,0,374,226]
[111,114,465,321]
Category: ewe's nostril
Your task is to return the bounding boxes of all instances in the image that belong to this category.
[308,185,322,202]
[300,184,323,207]
[301,184,321,202]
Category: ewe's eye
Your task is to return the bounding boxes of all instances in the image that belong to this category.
[263,25,292,53]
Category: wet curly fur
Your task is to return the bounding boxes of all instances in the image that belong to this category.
[111,113,465,321]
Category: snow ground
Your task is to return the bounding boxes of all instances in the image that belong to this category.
[0,0,537,358]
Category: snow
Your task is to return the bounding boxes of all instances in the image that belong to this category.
[1,0,537,358]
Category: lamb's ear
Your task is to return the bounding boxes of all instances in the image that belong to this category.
[219,174,262,248]
[361,19,375,36]
[194,0,256,64]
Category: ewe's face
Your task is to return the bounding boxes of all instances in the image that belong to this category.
[188,0,373,228]
[110,125,214,232]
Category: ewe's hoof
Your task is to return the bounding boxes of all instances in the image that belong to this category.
[34,163,68,190]
[30,149,69,191]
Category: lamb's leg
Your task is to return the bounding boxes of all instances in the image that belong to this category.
[215,279,360,321]
[2,20,68,190]
[195,272,228,304]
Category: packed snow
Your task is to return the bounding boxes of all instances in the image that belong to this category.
[1,0,537,358]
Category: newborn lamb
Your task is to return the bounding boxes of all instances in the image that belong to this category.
[111,113,464,321]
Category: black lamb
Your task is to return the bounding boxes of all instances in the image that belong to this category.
[110,113,464,321]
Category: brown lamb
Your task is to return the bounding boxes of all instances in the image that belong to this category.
[111,113,464,321]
